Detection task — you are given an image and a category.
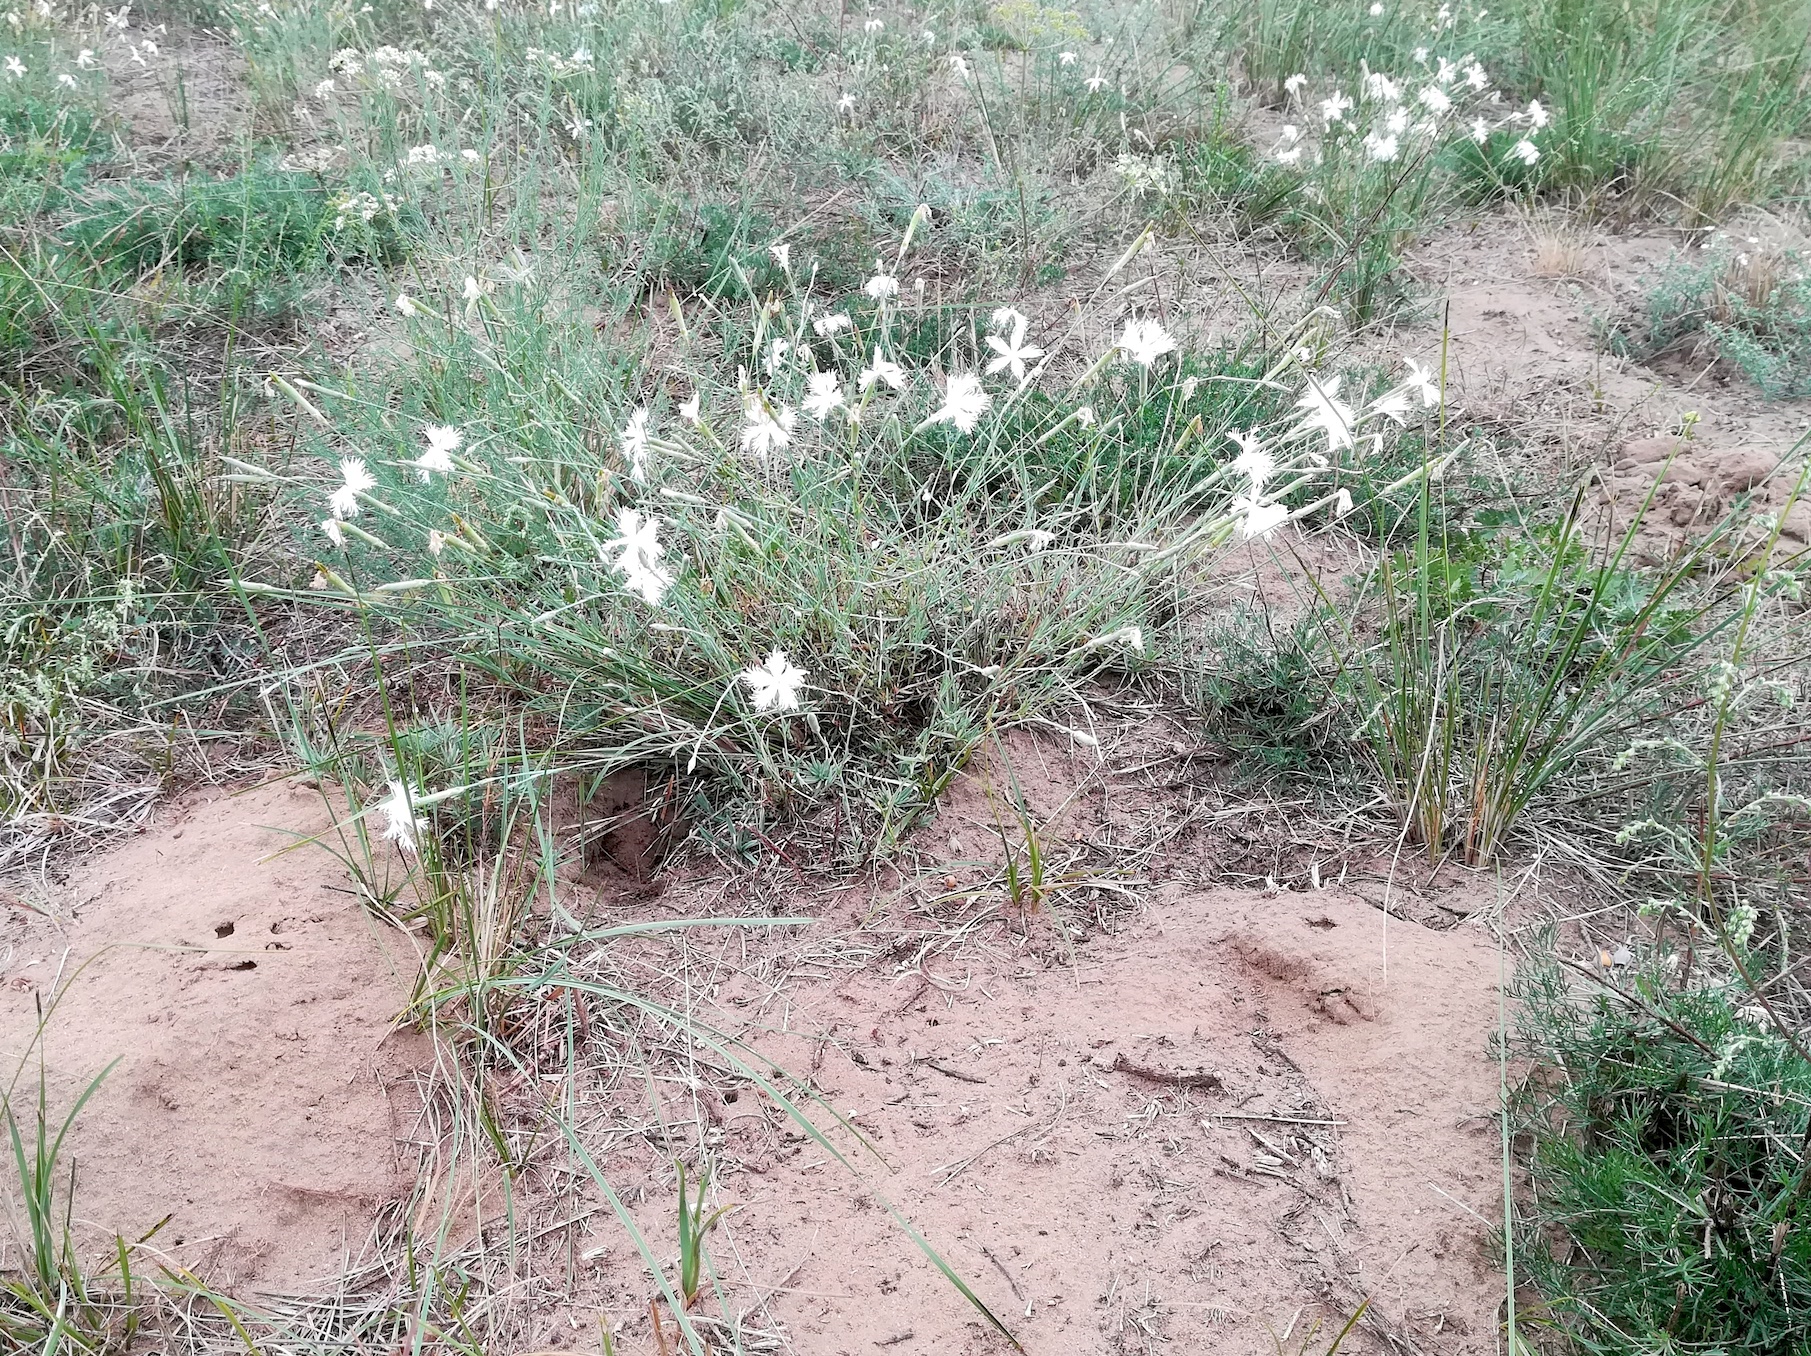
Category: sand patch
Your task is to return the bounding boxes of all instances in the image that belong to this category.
[648,887,1510,1355]
[517,742,1514,1356]
[103,26,250,166]
[0,781,427,1291]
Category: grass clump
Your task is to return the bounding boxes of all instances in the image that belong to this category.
[1212,57,1551,326]
[1492,0,1808,217]
[0,284,287,827]
[248,271,1427,860]
[1343,490,1734,864]
[1225,0,1809,218]
[60,163,409,310]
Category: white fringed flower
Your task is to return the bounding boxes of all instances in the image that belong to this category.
[740,650,808,712]
[802,372,846,421]
[621,408,652,482]
[859,348,906,392]
[741,398,797,461]
[985,310,1044,382]
[329,458,375,519]
[415,424,462,480]
[1293,377,1356,454]
[1116,318,1176,368]
[376,780,425,854]
[604,508,676,605]
[929,374,991,433]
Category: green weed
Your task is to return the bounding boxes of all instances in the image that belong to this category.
[672,1160,731,1310]
[1624,240,1811,399]
[0,998,142,1352]
[1516,946,1811,1354]
[1343,480,1737,863]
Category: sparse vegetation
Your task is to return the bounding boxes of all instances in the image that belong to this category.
[3,0,1810,1350]
[1625,238,1811,398]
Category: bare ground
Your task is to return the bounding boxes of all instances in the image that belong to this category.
[1405,216,1811,561]
[0,734,1519,1355]
[0,781,427,1292]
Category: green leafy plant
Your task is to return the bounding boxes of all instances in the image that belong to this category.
[673,1160,733,1310]
[1515,947,1811,1354]
[0,1020,136,1351]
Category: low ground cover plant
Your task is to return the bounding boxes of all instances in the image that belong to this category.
[1625,237,1811,398]
[1517,942,1811,1354]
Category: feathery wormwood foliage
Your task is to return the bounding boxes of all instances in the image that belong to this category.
[1515,945,1811,1354]
[240,250,1448,860]
[57,162,411,316]
[1624,236,1811,400]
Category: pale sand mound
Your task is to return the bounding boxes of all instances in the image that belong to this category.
[0,781,427,1290]
[647,887,1507,1356]
[0,763,1512,1353]
[507,738,1513,1354]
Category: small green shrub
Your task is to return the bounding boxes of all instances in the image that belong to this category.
[1625,242,1811,398]
[610,197,871,300]
[0,96,106,219]
[65,167,326,272]
[1168,125,1299,236]
[1517,949,1811,1354]
[1190,615,1341,775]
[59,165,408,304]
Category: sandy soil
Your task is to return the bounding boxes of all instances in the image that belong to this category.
[0,781,428,1291]
[679,883,1507,1355]
[103,24,250,167]
[459,736,1519,1356]
[0,744,1515,1354]
[1408,217,1811,562]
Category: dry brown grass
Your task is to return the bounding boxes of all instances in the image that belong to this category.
[1528,220,1592,280]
